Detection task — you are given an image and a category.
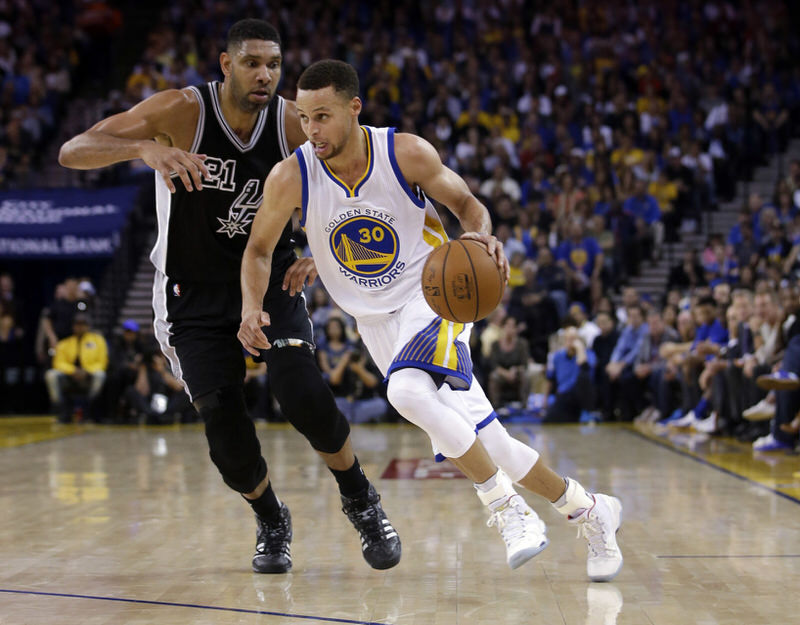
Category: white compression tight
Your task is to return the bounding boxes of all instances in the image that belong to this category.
[386,368,541,481]
[386,367,477,459]
[438,383,540,483]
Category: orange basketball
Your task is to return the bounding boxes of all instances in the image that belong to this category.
[421,239,505,323]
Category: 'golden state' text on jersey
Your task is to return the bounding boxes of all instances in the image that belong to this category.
[296,126,447,319]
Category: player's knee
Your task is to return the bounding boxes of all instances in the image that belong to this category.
[387,368,442,426]
[194,386,266,493]
[266,346,351,453]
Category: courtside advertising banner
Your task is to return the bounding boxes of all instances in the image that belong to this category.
[0,187,138,258]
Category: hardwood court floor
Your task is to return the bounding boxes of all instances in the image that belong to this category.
[1,417,799,625]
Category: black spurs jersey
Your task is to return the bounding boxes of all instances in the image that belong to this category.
[150,81,296,283]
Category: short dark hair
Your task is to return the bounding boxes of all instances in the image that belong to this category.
[226,19,281,50]
[698,296,717,308]
[298,59,359,100]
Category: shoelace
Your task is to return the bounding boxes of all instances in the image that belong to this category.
[257,518,290,555]
[346,503,386,544]
[577,517,608,558]
[487,497,528,546]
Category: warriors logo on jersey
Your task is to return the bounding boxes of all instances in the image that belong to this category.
[329,213,399,278]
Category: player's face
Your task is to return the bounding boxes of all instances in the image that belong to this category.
[222,39,282,114]
[296,87,361,160]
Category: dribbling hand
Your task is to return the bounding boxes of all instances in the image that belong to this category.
[238,310,272,356]
[460,232,511,283]
[282,257,318,296]
[139,142,209,193]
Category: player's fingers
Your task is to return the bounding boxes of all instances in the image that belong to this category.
[192,153,210,178]
[181,155,205,190]
[260,312,271,327]
[160,169,176,193]
[173,163,194,192]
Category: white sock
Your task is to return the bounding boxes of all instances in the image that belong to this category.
[475,470,515,508]
[552,477,595,519]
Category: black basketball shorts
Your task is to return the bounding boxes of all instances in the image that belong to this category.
[153,272,314,401]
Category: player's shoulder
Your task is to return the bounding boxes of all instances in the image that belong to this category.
[267,152,302,185]
[392,132,439,173]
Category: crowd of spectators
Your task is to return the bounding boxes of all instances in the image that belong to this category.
[3,1,800,450]
[0,0,122,189]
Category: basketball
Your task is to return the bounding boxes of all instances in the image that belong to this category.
[421,239,505,323]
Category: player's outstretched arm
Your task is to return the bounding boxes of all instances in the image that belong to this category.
[393,133,509,281]
[58,89,209,193]
[239,156,304,355]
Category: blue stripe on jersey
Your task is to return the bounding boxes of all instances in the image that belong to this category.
[295,148,309,227]
[352,127,375,197]
[388,128,426,208]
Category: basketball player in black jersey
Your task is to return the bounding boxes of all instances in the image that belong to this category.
[58,19,400,574]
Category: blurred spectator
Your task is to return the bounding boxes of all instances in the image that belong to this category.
[317,317,388,424]
[605,304,649,421]
[486,317,531,411]
[105,319,146,422]
[124,351,192,424]
[545,327,596,423]
[556,217,604,310]
[508,260,559,363]
[44,313,108,423]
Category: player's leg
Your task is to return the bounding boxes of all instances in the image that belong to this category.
[440,377,623,581]
[153,276,290,573]
[260,341,401,570]
[386,366,547,568]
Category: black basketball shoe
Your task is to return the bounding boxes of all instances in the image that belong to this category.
[341,484,401,570]
[252,503,292,574]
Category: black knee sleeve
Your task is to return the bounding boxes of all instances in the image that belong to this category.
[194,385,267,493]
[262,345,350,453]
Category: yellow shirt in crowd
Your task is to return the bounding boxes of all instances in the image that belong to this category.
[52,332,109,375]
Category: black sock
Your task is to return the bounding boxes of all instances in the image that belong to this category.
[245,481,281,519]
[329,456,370,498]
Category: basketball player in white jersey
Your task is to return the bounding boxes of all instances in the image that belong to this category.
[240,60,623,581]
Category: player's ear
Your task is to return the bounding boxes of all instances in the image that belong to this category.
[220,51,232,77]
[350,97,362,118]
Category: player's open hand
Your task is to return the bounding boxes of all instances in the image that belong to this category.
[460,232,510,283]
[238,310,272,356]
[139,142,209,193]
[283,257,318,296]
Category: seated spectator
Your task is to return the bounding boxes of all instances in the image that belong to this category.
[44,313,108,423]
[124,352,192,424]
[556,217,604,310]
[317,317,388,424]
[750,335,800,451]
[545,327,596,422]
[508,260,560,363]
[623,178,663,259]
[105,319,146,422]
[567,302,600,349]
[486,317,531,411]
[534,249,569,320]
[634,310,680,423]
[605,304,649,420]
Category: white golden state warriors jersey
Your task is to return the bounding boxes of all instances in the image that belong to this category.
[296,126,447,319]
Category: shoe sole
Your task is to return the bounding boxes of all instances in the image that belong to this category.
[509,537,549,570]
[589,497,623,583]
[743,410,775,422]
[252,561,292,574]
[756,377,800,391]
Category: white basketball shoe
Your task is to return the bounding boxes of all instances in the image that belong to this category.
[570,493,623,582]
[477,471,549,569]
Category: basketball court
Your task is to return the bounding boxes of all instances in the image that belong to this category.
[1,419,798,624]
